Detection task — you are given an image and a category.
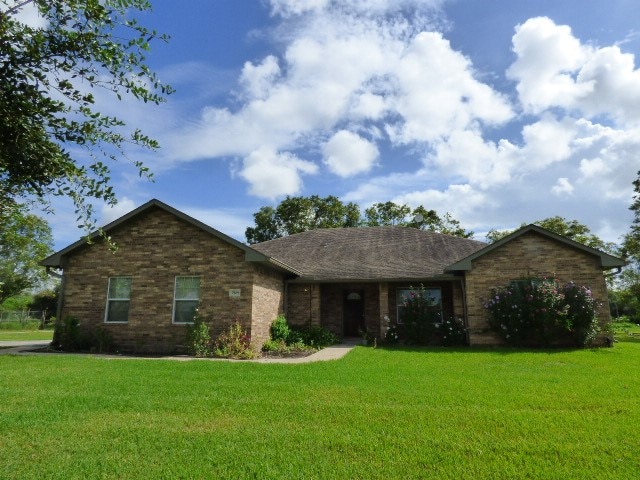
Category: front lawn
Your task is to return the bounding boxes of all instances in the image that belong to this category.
[1,340,639,479]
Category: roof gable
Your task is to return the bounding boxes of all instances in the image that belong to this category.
[41,199,300,274]
[445,224,625,271]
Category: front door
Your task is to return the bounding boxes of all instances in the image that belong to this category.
[343,290,364,337]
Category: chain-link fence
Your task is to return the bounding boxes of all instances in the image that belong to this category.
[0,310,50,328]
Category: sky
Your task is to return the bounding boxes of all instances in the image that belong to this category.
[24,0,640,250]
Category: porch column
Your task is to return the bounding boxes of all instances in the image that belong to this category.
[378,282,389,341]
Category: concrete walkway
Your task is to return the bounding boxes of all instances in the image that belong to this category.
[0,340,358,364]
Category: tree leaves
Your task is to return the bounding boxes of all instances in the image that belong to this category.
[0,0,172,233]
[245,196,474,244]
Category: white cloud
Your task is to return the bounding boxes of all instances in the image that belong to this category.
[323,130,379,177]
[395,184,487,219]
[163,0,512,198]
[101,198,137,225]
[551,178,574,196]
[509,16,640,126]
[388,32,513,144]
[240,148,318,199]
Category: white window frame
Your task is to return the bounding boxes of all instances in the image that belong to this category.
[172,276,201,324]
[396,287,443,325]
[104,276,132,324]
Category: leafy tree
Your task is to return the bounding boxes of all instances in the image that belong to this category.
[486,216,617,253]
[0,0,172,231]
[622,171,640,263]
[363,201,411,226]
[364,202,474,237]
[246,195,360,244]
[0,204,53,303]
[616,170,640,321]
[246,197,473,243]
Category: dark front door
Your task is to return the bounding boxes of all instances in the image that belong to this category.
[343,290,364,337]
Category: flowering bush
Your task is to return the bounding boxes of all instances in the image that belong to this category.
[397,286,467,346]
[438,316,468,346]
[385,324,400,344]
[484,277,601,347]
[401,285,441,345]
[215,323,257,359]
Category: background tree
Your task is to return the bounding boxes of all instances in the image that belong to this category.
[246,197,473,243]
[615,170,640,322]
[0,0,172,231]
[486,216,617,253]
[246,195,360,244]
[0,204,52,303]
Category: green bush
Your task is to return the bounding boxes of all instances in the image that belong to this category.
[290,325,337,348]
[485,277,601,348]
[384,324,400,344]
[215,323,256,359]
[438,316,468,346]
[187,310,212,357]
[52,316,81,351]
[262,316,337,354]
[270,314,290,342]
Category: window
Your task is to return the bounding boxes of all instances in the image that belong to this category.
[173,276,201,324]
[105,277,132,323]
[396,287,442,324]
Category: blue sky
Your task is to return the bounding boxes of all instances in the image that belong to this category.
[27,0,640,250]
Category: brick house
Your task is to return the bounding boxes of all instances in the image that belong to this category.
[42,199,624,353]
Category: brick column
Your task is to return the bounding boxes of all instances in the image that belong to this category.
[378,282,389,341]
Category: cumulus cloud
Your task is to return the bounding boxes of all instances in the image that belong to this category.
[323,130,379,177]
[509,16,640,126]
[240,148,318,199]
[104,6,636,243]
[166,0,513,198]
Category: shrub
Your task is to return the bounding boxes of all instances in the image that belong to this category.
[262,316,336,354]
[53,316,81,351]
[485,277,601,348]
[384,324,400,344]
[291,325,337,348]
[438,316,468,346]
[215,323,256,359]
[270,314,290,342]
[187,309,212,357]
[401,285,441,345]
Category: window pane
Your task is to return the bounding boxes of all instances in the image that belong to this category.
[106,300,130,323]
[174,300,198,323]
[108,277,132,299]
[175,277,200,300]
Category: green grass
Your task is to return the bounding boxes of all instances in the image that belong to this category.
[1,341,640,479]
[0,329,53,341]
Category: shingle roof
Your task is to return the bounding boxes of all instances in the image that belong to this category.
[252,226,487,282]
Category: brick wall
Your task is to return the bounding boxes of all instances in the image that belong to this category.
[464,231,613,345]
[59,206,283,353]
[286,284,320,327]
[250,266,285,348]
